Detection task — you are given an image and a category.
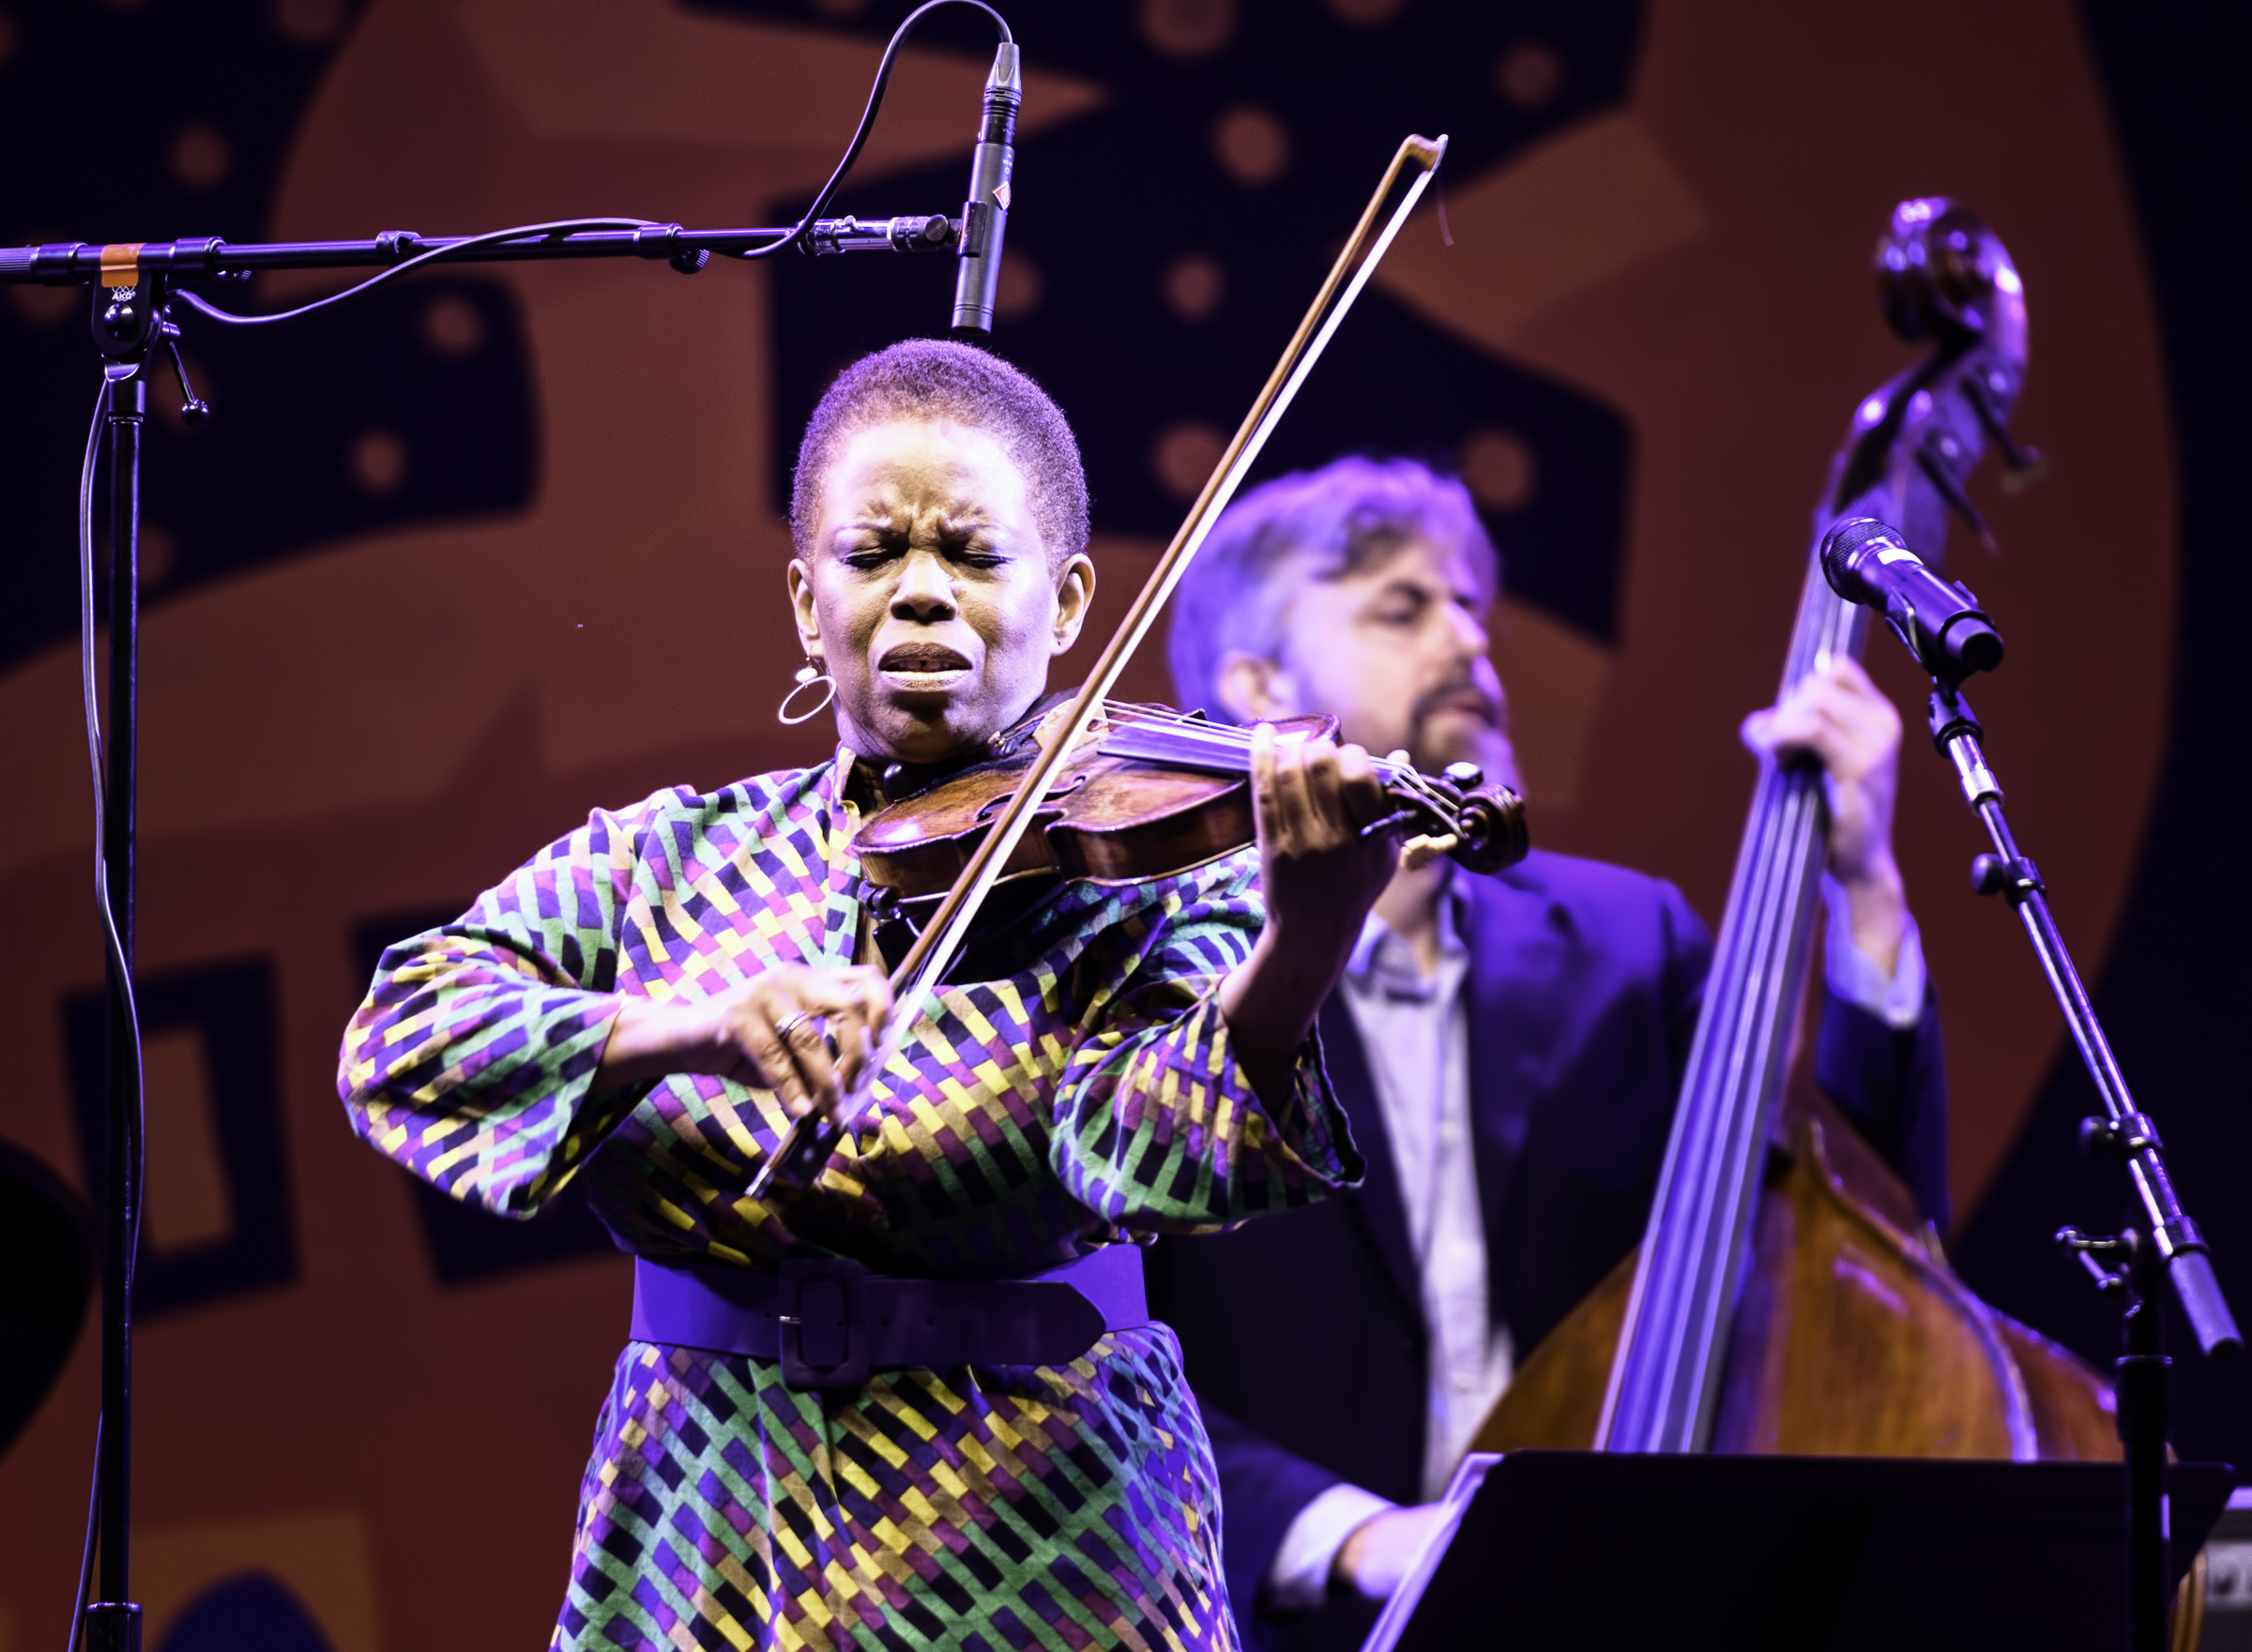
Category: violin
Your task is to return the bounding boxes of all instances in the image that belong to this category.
[851,701,1527,902]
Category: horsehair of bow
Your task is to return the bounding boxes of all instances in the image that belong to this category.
[748,133,1449,1198]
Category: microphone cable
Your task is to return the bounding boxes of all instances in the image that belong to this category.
[174,0,1013,328]
[66,371,146,1652]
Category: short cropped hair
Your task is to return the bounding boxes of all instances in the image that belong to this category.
[1167,457,1499,720]
[788,339,1090,566]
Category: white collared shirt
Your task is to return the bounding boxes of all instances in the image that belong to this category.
[1262,872,1928,1609]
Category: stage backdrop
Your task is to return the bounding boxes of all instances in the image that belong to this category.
[0,1,2242,1645]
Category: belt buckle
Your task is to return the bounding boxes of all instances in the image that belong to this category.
[777,1256,870,1389]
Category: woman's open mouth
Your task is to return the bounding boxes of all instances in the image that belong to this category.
[878,642,974,691]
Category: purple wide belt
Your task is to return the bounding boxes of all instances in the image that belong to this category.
[630,1245,1150,1390]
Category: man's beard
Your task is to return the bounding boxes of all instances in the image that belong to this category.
[1406,676,1516,786]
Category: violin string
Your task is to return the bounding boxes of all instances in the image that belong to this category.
[1101,705,1451,801]
[1094,703,1466,824]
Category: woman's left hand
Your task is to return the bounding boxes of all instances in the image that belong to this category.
[1247,723,1399,955]
[1219,724,1400,1106]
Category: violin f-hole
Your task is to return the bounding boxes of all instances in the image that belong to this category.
[974,771,1085,823]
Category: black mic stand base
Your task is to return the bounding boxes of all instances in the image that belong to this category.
[84,1602,142,1652]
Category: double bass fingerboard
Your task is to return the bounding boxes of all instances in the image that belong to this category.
[1596,556,1872,1453]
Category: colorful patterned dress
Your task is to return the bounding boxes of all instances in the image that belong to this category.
[339,750,1362,1652]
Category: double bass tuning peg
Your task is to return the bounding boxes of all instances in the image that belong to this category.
[1962,371,2047,493]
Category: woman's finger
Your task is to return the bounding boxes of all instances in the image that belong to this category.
[1301,739,1348,844]
[780,1011,842,1120]
[786,966,894,1099]
[847,970,893,1090]
[744,1008,816,1117]
[1271,734,1316,848]
[823,979,886,1094]
[1249,723,1280,841]
[1334,742,1385,827]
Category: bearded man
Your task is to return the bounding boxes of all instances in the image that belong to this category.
[1149,457,1950,1651]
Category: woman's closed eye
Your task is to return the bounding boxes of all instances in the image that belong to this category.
[839,526,1011,571]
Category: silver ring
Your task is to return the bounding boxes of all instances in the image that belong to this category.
[772,1009,816,1045]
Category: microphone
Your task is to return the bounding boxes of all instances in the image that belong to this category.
[1819,517,2005,682]
[951,42,1021,336]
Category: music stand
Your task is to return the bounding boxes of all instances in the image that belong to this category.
[1363,1450,2236,1652]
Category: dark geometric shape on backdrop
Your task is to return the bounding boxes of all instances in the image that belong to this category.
[720,0,1642,642]
[65,957,296,1317]
[0,0,538,676]
[132,277,536,590]
[78,274,537,642]
[1235,294,1630,641]
[0,1137,95,1462]
[351,908,622,1285]
[160,1571,336,1652]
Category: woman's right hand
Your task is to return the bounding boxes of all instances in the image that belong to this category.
[595,963,893,1120]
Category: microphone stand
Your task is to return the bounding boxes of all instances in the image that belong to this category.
[8,207,966,1652]
[1925,679,2242,1652]
[3,215,965,286]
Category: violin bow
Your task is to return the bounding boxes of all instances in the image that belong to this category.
[750,132,1450,1198]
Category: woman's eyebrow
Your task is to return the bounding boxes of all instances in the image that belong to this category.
[935,508,1009,540]
[831,500,907,530]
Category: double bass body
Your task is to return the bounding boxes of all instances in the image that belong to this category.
[1477,1089,2119,1461]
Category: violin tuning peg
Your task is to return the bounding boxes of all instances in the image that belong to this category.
[1442,761,1484,790]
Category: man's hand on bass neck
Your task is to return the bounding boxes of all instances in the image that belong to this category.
[1741,653,1910,978]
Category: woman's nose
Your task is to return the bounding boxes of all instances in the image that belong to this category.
[890,549,957,621]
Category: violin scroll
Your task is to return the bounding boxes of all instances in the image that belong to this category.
[1416,759,1529,876]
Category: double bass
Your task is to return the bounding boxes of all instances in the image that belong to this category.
[1474,203,2128,1479]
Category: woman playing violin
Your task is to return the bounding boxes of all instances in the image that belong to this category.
[339,340,1397,1652]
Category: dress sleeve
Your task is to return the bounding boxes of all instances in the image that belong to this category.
[337,793,670,1218]
[1048,855,1364,1233]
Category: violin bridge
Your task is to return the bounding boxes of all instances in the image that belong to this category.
[1033,702,1107,755]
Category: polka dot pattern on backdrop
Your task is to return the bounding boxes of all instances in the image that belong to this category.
[1460,428,1539,513]
[349,428,409,497]
[1496,41,1566,111]
[169,122,233,191]
[1210,105,1291,189]
[1161,252,1227,324]
[1150,420,1227,503]
[1137,0,1236,61]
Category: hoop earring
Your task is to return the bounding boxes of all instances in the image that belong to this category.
[777,659,836,726]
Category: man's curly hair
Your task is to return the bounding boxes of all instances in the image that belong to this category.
[789,340,1090,566]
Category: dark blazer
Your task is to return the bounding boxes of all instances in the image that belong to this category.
[1146,849,1951,1652]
